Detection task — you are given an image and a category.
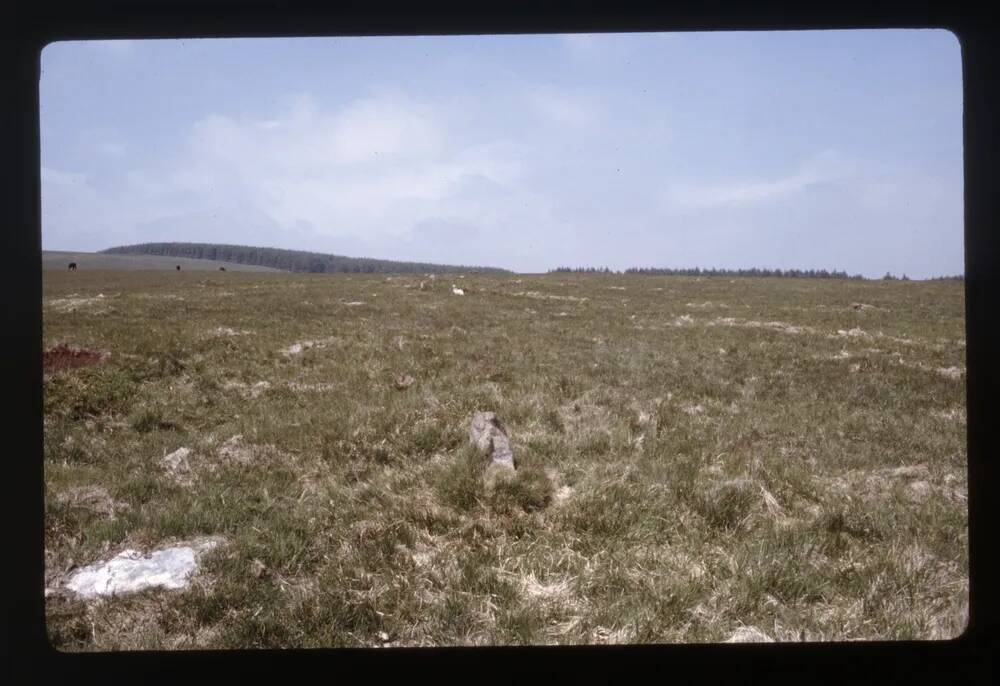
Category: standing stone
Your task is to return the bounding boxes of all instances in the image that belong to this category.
[469,411,516,470]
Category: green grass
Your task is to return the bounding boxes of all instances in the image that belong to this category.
[42,269,967,649]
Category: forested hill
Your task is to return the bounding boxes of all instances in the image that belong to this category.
[100,243,511,274]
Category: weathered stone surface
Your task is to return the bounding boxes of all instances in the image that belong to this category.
[162,447,192,474]
[393,374,416,390]
[469,411,516,470]
[64,537,224,598]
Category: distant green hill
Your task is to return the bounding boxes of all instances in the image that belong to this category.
[100,242,511,275]
[43,250,282,272]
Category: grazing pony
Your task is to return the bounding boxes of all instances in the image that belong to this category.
[68,262,77,271]
[219,267,226,271]
[176,265,181,271]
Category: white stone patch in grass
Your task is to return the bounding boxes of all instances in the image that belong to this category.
[65,537,224,599]
[937,366,965,380]
[681,404,705,415]
[895,358,965,380]
[162,447,192,476]
[607,286,626,291]
[931,407,966,424]
[850,302,888,312]
[512,291,589,303]
[280,337,337,356]
[344,301,365,306]
[209,326,251,337]
[672,314,695,326]
[249,381,271,397]
[47,295,116,313]
[705,317,814,335]
[135,293,185,301]
[837,327,872,339]
[686,301,728,309]
[287,381,338,393]
[223,380,271,398]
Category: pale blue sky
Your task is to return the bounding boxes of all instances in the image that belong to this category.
[40,30,963,277]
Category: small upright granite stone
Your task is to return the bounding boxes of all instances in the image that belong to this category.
[469,411,517,470]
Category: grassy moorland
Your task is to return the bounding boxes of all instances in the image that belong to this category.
[42,269,967,649]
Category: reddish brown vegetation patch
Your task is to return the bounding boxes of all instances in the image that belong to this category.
[43,344,105,373]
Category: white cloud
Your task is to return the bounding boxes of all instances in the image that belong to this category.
[42,91,547,265]
[661,150,856,211]
[528,90,601,131]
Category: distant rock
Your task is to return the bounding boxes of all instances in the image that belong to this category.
[469,411,516,470]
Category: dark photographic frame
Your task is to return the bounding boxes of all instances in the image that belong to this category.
[6,1,997,682]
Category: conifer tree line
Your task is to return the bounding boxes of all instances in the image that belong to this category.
[550,266,865,279]
[101,242,510,274]
[550,266,963,280]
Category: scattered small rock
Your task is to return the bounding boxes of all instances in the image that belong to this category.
[162,447,192,474]
[393,374,416,390]
[469,411,516,470]
[250,559,267,579]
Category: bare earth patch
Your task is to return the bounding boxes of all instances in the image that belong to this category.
[43,344,107,373]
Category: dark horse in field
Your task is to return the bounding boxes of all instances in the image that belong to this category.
[219,266,226,271]
[68,262,77,271]
[176,265,181,271]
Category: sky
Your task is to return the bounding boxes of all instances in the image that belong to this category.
[40,30,963,277]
